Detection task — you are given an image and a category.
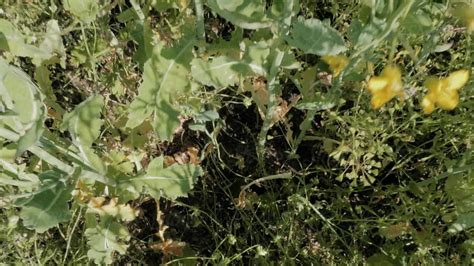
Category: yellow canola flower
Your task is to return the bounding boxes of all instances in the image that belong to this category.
[322,55,348,77]
[453,4,474,32]
[421,70,470,114]
[367,65,404,109]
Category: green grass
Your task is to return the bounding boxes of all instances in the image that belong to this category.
[0,0,473,265]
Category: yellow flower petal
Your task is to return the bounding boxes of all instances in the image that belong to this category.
[422,69,470,114]
[367,76,388,93]
[371,88,393,109]
[436,91,459,110]
[421,97,435,114]
[322,55,348,77]
[446,69,470,91]
[366,65,403,109]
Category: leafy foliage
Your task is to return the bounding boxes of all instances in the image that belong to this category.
[0,59,46,155]
[0,0,473,265]
[126,157,203,200]
[286,17,347,55]
[127,34,195,141]
[15,171,72,233]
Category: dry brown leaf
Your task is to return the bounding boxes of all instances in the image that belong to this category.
[150,239,186,257]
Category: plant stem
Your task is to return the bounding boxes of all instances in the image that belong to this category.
[194,0,205,41]
[257,50,284,172]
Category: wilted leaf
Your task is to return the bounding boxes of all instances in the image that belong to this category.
[127,34,195,141]
[88,197,137,221]
[150,239,186,257]
[286,17,347,55]
[16,171,72,233]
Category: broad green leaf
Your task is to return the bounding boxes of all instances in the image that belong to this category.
[152,100,181,141]
[206,0,271,29]
[16,171,72,233]
[127,34,195,141]
[191,56,243,88]
[0,59,46,155]
[128,159,203,199]
[85,217,130,265]
[131,20,153,69]
[445,171,474,213]
[34,20,66,67]
[63,0,100,24]
[60,95,105,173]
[449,212,474,233]
[348,18,386,48]
[152,0,182,11]
[242,40,300,76]
[285,17,347,56]
[0,19,50,60]
[206,28,243,59]
[269,0,300,31]
[367,253,397,266]
[61,95,104,148]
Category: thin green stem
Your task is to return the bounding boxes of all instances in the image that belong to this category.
[257,50,284,172]
[194,0,205,41]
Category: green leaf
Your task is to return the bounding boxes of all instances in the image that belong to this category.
[33,20,66,67]
[0,19,50,60]
[152,0,180,11]
[367,253,396,266]
[61,95,104,148]
[269,0,300,31]
[63,0,100,24]
[206,0,271,29]
[127,34,195,141]
[348,18,386,48]
[85,217,130,265]
[285,17,347,55]
[445,171,474,213]
[127,159,203,199]
[16,171,72,233]
[449,212,474,233]
[0,59,46,155]
[131,19,154,69]
[60,95,105,173]
[191,56,243,88]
